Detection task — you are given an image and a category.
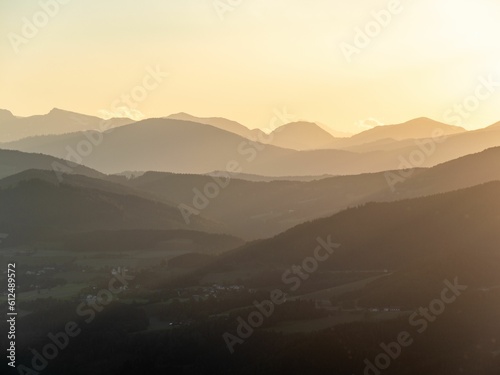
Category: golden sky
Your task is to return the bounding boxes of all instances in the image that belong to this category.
[1,0,500,132]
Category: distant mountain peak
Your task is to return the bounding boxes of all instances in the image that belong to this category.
[0,108,14,116]
[267,121,338,150]
[279,121,319,128]
[169,111,191,117]
[274,121,335,137]
[350,117,467,144]
[408,116,432,122]
[401,117,448,126]
[486,121,500,129]
[0,108,134,143]
[48,107,77,116]
[166,112,256,138]
[167,112,246,125]
[0,109,16,124]
[276,121,352,139]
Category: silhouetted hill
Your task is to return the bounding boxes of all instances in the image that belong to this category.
[316,122,353,138]
[346,117,466,145]
[0,108,133,142]
[6,117,500,179]
[0,149,105,180]
[394,146,500,196]
[485,121,500,129]
[3,118,282,173]
[204,171,333,182]
[0,170,221,240]
[120,147,500,239]
[0,169,153,201]
[3,118,379,175]
[206,182,500,309]
[267,121,338,150]
[222,182,500,266]
[166,112,263,139]
[0,109,15,123]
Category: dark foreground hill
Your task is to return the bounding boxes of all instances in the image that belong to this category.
[0,170,222,241]
[0,149,104,180]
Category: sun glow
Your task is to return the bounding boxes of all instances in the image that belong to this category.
[1,0,500,130]
[435,0,500,52]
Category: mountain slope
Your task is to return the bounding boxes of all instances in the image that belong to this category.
[267,121,338,150]
[394,146,500,195]
[0,169,153,200]
[0,109,15,123]
[0,170,221,239]
[120,146,500,240]
[212,182,500,299]
[0,108,133,142]
[0,149,105,180]
[2,118,371,175]
[6,117,500,178]
[166,112,262,139]
[346,117,466,145]
[316,122,352,138]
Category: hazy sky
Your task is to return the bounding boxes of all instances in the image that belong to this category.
[1,0,500,132]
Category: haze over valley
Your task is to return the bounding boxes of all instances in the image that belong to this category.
[2,1,500,374]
